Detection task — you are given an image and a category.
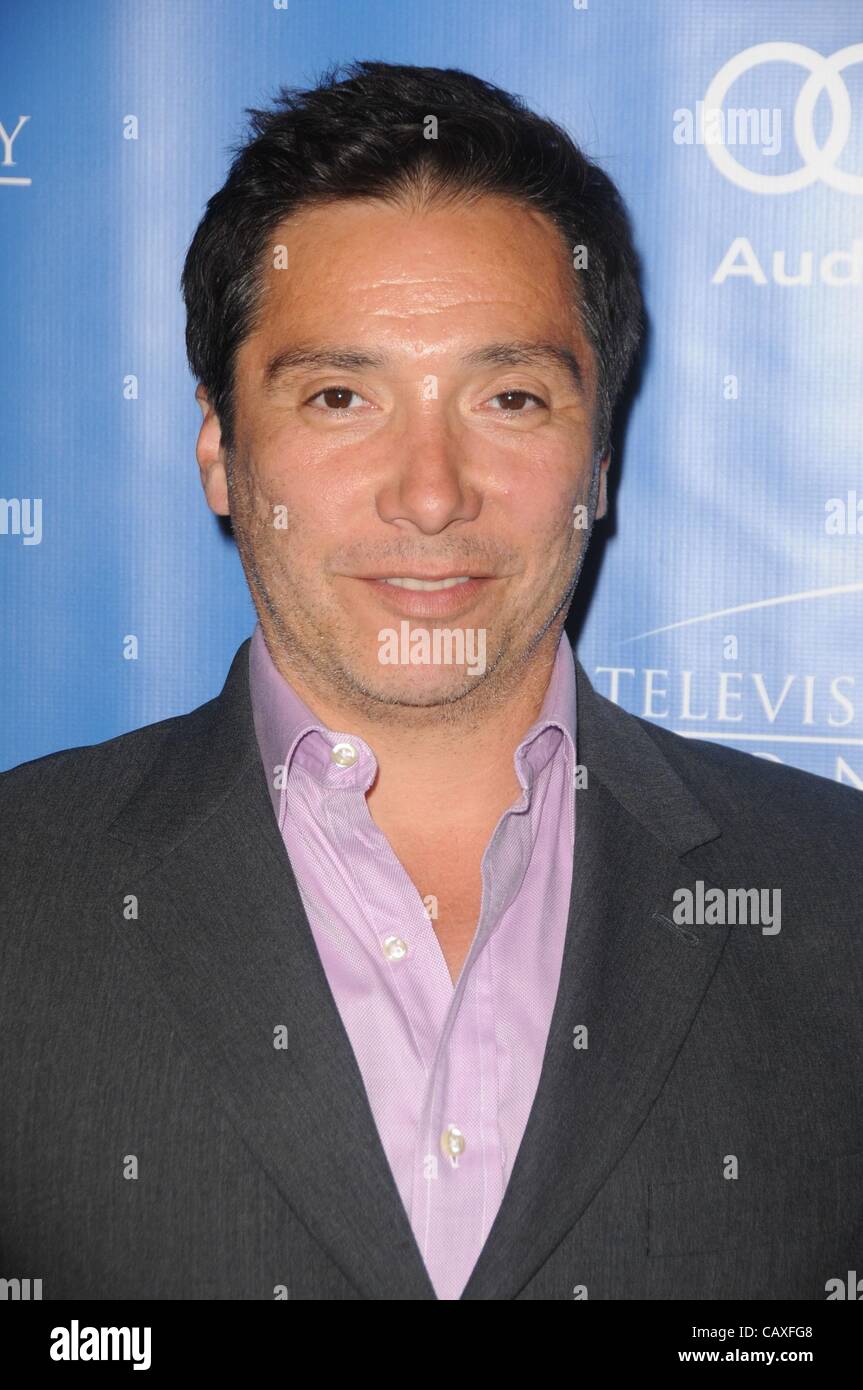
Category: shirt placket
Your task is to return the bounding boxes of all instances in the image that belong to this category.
[410,795,534,1299]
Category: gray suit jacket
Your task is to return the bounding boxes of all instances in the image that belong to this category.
[1,637,861,1300]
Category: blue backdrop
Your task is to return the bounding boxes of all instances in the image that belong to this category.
[2,0,861,786]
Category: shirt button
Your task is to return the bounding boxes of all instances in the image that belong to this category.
[440,1125,466,1162]
[382,935,408,961]
[330,741,358,768]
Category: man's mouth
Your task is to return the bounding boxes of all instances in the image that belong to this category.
[376,576,472,591]
[351,572,494,617]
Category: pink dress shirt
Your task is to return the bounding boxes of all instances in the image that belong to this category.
[248,621,577,1299]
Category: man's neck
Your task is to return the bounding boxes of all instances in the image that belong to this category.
[262,623,565,834]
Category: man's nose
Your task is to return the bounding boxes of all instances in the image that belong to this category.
[374,419,482,534]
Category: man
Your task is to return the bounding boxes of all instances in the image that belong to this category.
[1,62,861,1302]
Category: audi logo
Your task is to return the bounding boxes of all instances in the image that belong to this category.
[704,42,863,194]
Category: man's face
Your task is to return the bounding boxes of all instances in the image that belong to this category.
[196,193,608,721]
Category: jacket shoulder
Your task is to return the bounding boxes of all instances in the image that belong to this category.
[627,703,863,840]
[0,695,219,838]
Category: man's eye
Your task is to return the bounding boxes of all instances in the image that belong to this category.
[306,387,366,411]
[487,390,546,413]
[303,386,545,413]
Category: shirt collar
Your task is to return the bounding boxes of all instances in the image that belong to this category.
[249,620,577,823]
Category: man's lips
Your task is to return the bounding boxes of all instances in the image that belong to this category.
[354,572,490,581]
[350,574,495,618]
[359,573,485,590]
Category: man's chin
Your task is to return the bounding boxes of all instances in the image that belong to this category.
[348,667,490,710]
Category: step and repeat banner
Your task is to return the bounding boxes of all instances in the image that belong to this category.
[2,0,861,783]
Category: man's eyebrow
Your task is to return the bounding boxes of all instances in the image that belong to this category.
[262,345,387,389]
[261,339,586,394]
[461,341,586,394]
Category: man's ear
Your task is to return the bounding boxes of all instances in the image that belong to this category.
[195,384,230,517]
[594,449,611,521]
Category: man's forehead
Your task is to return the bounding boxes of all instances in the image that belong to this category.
[240,195,594,380]
[259,195,576,304]
[267,189,567,246]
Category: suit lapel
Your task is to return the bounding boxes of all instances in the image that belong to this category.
[106,638,437,1300]
[106,638,729,1302]
[460,662,727,1299]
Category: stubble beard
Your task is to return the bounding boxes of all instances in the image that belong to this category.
[225,443,603,731]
